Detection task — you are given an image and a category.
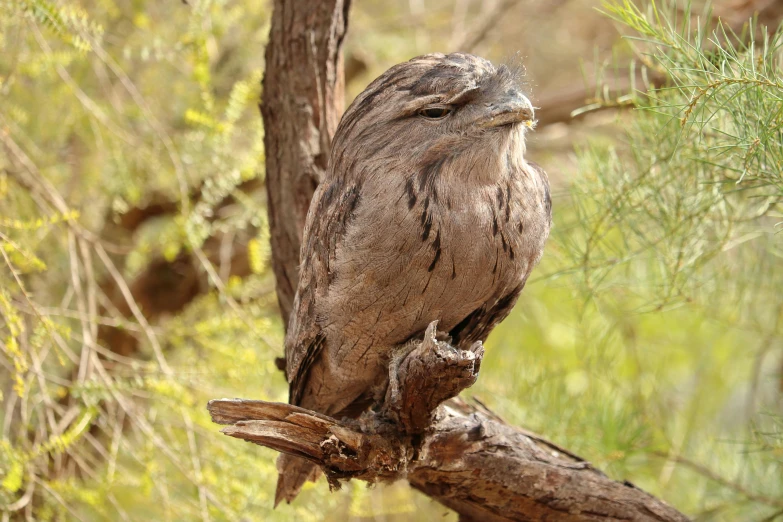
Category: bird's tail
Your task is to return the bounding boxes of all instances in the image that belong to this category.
[274,453,321,507]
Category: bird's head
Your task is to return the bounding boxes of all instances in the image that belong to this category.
[330,53,534,182]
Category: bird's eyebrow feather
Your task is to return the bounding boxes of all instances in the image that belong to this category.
[445,86,481,106]
[399,95,443,115]
[395,84,481,119]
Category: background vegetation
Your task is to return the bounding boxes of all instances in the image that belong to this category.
[0,0,781,520]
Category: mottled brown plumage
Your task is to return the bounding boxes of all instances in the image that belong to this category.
[275,53,551,505]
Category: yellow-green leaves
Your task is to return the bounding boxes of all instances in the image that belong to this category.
[0,289,28,397]
[20,0,103,52]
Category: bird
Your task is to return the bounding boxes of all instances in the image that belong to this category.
[275,52,552,505]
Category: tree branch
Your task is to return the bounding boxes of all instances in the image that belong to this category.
[209,325,688,522]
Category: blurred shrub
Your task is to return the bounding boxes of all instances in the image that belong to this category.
[1,1,781,521]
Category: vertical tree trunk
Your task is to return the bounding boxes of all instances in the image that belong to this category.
[261,0,351,326]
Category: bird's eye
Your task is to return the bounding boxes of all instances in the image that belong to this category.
[419,106,452,119]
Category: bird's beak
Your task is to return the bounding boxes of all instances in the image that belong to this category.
[480,91,535,129]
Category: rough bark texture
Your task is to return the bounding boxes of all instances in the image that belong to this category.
[261,0,350,326]
[383,322,485,434]
[209,1,692,520]
[208,323,689,522]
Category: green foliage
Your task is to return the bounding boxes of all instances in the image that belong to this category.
[1,0,781,521]
[474,2,782,520]
[562,1,783,310]
[0,0,308,519]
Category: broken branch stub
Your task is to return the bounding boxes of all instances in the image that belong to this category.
[383,320,485,434]
[209,320,483,483]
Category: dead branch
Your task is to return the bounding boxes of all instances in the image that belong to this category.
[456,0,572,54]
[209,324,689,522]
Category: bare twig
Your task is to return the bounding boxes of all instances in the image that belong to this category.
[456,0,522,52]
[653,452,783,510]
[455,0,571,53]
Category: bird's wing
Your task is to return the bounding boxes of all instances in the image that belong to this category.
[448,160,551,348]
[529,161,552,228]
[285,177,362,405]
[447,280,527,347]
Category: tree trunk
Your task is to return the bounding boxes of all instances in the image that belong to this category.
[261,0,350,326]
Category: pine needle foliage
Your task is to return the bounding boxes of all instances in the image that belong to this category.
[492,2,782,520]
[559,1,783,311]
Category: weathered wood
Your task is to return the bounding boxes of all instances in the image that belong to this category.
[208,321,689,522]
[382,321,484,434]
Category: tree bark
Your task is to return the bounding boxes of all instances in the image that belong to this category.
[261,0,350,326]
[209,1,693,520]
[209,325,688,522]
